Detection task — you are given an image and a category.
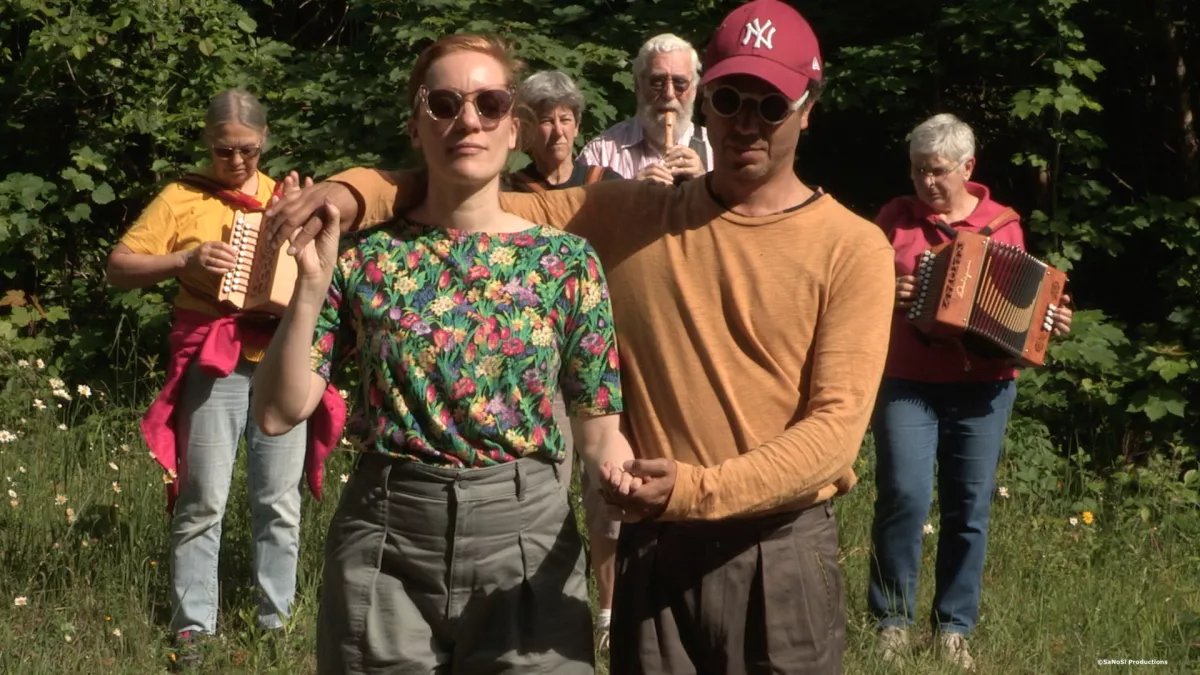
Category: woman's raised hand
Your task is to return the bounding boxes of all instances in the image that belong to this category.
[291,179,342,298]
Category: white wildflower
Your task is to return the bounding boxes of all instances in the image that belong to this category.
[16,359,29,368]
[55,494,67,506]
[1069,517,1079,527]
[111,482,121,493]
[0,430,15,444]
[14,596,27,607]
[48,377,65,389]
[35,359,45,369]
[922,523,935,536]
[76,384,92,398]
[108,462,119,471]
[52,388,71,401]
[340,473,349,484]
[997,486,1010,499]
[58,424,68,431]
[33,399,46,411]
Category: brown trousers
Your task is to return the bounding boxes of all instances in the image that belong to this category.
[609,500,846,675]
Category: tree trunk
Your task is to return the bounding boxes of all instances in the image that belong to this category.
[1159,0,1200,195]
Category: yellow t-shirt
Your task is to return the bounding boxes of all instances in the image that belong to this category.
[121,171,277,360]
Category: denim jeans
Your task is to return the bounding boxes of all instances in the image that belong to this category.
[867,377,1017,636]
[171,359,307,635]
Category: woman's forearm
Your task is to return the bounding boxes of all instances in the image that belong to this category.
[106,249,188,290]
[571,414,635,477]
[253,284,329,436]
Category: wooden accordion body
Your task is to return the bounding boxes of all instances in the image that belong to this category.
[907,230,1067,368]
[215,210,297,316]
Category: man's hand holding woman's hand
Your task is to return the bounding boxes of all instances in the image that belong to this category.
[596,458,678,523]
[277,171,341,303]
[265,170,349,256]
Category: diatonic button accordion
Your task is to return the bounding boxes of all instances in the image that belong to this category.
[215,210,297,316]
[907,229,1067,368]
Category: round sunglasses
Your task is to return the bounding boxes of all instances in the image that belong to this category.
[418,86,516,126]
[707,86,795,125]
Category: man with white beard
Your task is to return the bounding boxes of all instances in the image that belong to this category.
[580,33,712,185]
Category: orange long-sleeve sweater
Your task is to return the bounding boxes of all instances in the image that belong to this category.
[330,168,896,521]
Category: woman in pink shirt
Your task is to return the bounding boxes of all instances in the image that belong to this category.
[868,114,1073,670]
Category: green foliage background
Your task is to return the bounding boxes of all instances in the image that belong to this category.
[1,0,1198,487]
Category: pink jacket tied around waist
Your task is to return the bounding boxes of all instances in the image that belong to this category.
[142,308,347,512]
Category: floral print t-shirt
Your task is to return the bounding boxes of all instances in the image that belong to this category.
[310,219,624,467]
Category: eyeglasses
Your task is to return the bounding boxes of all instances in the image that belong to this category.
[911,160,965,180]
[707,86,794,125]
[212,145,261,160]
[645,74,692,96]
[418,86,515,127]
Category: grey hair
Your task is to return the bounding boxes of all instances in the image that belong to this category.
[204,88,268,143]
[907,113,975,163]
[516,70,585,122]
[632,33,701,79]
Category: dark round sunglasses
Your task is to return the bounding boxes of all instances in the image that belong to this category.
[418,86,515,126]
[707,86,794,125]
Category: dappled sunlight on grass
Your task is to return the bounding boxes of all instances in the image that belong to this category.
[1,359,1197,673]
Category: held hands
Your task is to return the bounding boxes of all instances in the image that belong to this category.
[264,170,349,257]
[285,173,342,298]
[596,458,677,522]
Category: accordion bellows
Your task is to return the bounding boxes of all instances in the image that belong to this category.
[907,230,1067,368]
[216,210,297,316]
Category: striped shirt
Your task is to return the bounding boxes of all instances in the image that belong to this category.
[579,118,714,180]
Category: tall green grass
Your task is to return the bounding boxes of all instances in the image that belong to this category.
[0,359,1196,673]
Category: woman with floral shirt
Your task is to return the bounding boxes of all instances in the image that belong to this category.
[252,34,636,674]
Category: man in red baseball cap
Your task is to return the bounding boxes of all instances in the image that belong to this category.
[262,1,894,672]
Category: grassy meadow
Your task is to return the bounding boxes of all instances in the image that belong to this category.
[0,360,1197,674]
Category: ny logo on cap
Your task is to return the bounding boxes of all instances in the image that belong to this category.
[742,18,776,50]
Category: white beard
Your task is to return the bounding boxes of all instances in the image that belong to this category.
[636,96,695,148]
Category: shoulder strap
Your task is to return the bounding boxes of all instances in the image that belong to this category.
[979,207,1018,236]
[584,166,606,184]
[688,132,710,171]
[508,169,547,194]
[177,172,275,212]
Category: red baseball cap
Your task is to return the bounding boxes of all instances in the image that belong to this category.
[700,0,824,101]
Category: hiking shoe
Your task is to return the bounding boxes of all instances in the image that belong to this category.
[875,625,909,662]
[937,632,977,672]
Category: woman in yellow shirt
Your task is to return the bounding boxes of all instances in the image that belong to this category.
[106,88,317,668]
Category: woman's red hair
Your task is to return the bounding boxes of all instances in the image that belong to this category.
[407,34,525,110]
